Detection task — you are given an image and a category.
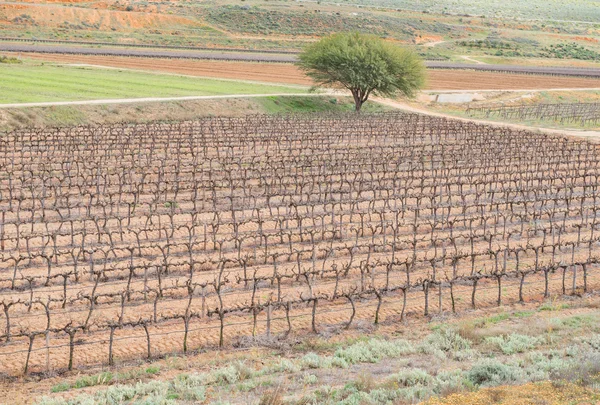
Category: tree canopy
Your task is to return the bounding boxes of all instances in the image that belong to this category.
[297,32,426,111]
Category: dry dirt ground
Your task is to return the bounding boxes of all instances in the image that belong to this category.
[0,2,204,31]
[2,294,599,404]
[0,112,599,405]
[13,53,600,91]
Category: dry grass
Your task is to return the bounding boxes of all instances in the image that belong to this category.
[259,384,285,405]
[423,381,600,405]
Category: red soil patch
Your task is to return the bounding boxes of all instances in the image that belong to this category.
[416,35,444,44]
[573,36,599,43]
[0,3,199,31]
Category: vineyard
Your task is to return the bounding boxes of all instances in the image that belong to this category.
[467,102,600,126]
[1,112,600,377]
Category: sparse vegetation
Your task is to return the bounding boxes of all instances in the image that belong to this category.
[33,301,600,404]
[485,334,546,355]
[541,43,600,61]
[0,55,22,64]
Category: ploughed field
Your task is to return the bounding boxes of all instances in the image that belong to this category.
[12,53,600,90]
[1,112,600,375]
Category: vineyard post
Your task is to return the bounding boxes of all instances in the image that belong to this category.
[24,333,35,375]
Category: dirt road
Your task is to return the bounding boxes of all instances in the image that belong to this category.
[373,97,600,141]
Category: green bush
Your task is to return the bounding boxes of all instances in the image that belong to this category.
[51,382,71,393]
[386,368,433,387]
[334,338,414,365]
[541,43,600,60]
[300,352,332,369]
[466,358,524,386]
[485,334,545,355]
[0,56,22,64]
[419,328,475,360]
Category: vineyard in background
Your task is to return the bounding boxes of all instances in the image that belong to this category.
[1,112,600,376]
[467,102,600,126]
[3,41,600,78]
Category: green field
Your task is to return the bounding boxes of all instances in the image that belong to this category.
[0,63,306,104]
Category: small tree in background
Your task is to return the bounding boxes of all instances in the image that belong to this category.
[297,32,426,112]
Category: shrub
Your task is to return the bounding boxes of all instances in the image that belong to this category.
[466,358,524,387]
[387,368,433,387]
[354,372,376,392]
[267,358,300,374]
[434,370,473,395]
[550,352,600,386]
[74,372,114,389]
[420,328,475,360]
[0,55,22,64]
[303,373,318,385]
[210,365,243,385]
[51,382,71,393]
[486,333,545,355]
[169,375,206,401]
[145,366,161,375]
[582,334,600,351]
[300,353,331,369]
[95,384,138,403]
[525,350,573,379]
[334,338,414,365]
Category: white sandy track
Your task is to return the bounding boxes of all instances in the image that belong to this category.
[2,88,599,107]
[460,55,487,65]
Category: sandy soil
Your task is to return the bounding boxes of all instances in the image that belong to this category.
[0,113,597,377]
[0,2,198,31]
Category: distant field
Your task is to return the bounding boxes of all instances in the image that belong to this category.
[3,0,600,66]
[15,54,600,91]
[0,63,305,103]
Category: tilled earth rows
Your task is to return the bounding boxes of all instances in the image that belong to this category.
[1,112,599,375]
[13,53,600,90]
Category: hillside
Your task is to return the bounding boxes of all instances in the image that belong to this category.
[1,0,600,66]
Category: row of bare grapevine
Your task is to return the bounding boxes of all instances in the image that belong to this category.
[466,102,600,125]
[0,112,599,375]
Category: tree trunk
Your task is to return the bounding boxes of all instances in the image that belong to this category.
[354,100,362,112]
[352,90,363,112]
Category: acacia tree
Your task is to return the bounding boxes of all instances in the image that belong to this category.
[297,32,426,111]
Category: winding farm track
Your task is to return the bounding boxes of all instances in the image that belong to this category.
[4,42,600,78]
